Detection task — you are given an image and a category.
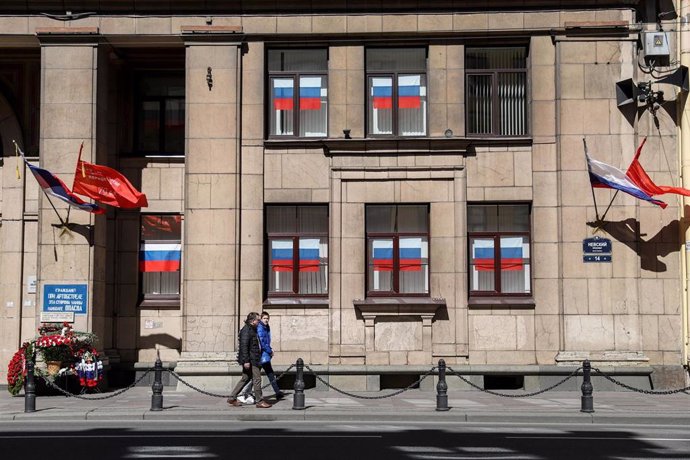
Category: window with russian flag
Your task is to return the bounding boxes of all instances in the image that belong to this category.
[268,49,328,138]
[367,205,429,295]
[266,205,328,296]
[468,204,531,295]
[140,214,182,299]
[367,48,427,137]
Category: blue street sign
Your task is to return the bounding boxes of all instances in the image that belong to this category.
[583,255,612,263]
[43,284,88,315]
[583,237,612,254]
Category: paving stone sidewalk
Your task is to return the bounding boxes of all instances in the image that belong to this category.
[1,386,688,425]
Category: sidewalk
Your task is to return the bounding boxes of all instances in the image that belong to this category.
[1,387,689,425]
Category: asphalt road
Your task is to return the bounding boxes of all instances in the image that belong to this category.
[0,421,689,459]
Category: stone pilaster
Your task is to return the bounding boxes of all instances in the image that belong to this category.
[176,30,243,387]
[36,29,105,337]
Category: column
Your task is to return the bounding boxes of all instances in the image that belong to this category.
[176,29,242,388]
[36,29,105,338]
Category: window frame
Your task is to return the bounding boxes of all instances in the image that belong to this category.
[138,213,183,308]
[133,71,185,156]
[365,47,428,138]
[465,46,529,138]
[265,204,329,298]
[266,48,329,139]
[467,204,532,298]
[365,204,430,297]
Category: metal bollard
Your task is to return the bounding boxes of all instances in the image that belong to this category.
[151,352,163,411]
[436,359,449,411]
[580,359,594,413]
[24,354,36,413]
[292,358,305,410]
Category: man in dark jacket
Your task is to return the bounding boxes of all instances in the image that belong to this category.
[227,312,271,408]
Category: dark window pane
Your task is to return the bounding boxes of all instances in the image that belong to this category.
[138,100,160,151]
[164,99,185,153]
[139,75,185,97]
[268,49,328,72]
[467,205,498,232]
[498,204,530,232]
[397,205,428,233]
[298,206,328,233]
[366,205,396,233]
[366,48,426,72]
[467,74,493,135]
[266,206,297,233]
[466,47,527,70]
[498,72,527,136]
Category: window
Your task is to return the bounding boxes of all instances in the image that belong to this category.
[139,214,182,304]
[366,48,427,137]
[468,204,531,296]
[266,205,328,296]
[268,49,328,138]
[366,205,429,296]
[135,73,185,155]
[466,47,528,136]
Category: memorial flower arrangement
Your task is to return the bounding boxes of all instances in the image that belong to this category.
[6,322,102,395]
[6,341,34,396]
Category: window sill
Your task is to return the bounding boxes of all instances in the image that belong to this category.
[468,296,535,309]
[139,298,181,309]
[263,297,329,308]
[354,297,445,317]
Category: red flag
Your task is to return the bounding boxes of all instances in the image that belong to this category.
[626,138,690,197]
[73,160,148,208]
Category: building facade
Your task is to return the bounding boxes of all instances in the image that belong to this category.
[0,0,688,390]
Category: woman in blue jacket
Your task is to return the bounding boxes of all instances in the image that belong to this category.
[258,311,284,399]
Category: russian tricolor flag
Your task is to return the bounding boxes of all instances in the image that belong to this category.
[372,78,392,110]
[271,240,293,272]
[26,162,104,214]
[399,237,423,271]
[473,238,524,272]
[299,77,322,111]
[587,153,666,208]
[139,243,181,272]
[273,79,294,111]
[299,238,321,272]
[398,75,421,109]
[372,240,394,271]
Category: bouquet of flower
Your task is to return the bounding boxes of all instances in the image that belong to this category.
[6,342,33,396]
[35,322,74,363]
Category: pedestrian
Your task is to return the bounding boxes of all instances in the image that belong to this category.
[257,311,285,400]
[227,312,272,408]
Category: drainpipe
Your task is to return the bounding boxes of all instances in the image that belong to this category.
[679,0,690,370]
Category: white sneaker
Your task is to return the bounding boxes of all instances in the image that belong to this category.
[237,394,255,405]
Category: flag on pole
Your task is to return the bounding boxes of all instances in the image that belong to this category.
[23,159,104,215]
[586,153,667,208]
[73,159,148,208]
[626,137,690,198]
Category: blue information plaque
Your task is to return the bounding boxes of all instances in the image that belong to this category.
[43,284,88,315]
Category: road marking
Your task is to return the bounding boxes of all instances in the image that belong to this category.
[506,436,690,442]
[125,446,215,458]
[0,434,381,439]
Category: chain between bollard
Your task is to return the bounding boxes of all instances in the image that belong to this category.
[592,368,690,395]
[303,364,437,400]
[446,366,582,398]
[167,364,295,399]
[39,369,154,400]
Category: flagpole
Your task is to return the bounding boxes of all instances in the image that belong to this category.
[13,140,68,228]
[583,138,602,222]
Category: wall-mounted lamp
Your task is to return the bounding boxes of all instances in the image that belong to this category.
[343,129,351,139]
[206,67,213,91]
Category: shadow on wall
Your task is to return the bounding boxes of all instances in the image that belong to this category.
[137,333,182,352]
[587,213,690,272]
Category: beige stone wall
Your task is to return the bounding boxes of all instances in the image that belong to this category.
[1,5,687,382]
